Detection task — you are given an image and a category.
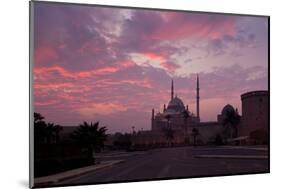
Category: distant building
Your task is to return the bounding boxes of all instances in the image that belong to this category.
[134,75,224,146]
[152,76,199,132]
[239,90,269,143]
[149,76,201,144]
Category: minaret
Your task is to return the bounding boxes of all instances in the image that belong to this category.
[196,74,200,122]
[151,108,155,130]
[163,104,166,112]
[171,79,174,100]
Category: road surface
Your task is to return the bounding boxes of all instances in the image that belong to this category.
[57,146,269,186]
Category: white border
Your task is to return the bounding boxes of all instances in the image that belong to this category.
[1,1,280,189]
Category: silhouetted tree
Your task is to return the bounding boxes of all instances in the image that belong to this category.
[45,123,63,144]
[191,128,199,146]
[34,112,47,145]
[71,122,107,158]
[34,112,63,145]
[34,112,44,123]
[222,110,241,139]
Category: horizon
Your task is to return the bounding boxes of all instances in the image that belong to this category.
[33,2,268,133]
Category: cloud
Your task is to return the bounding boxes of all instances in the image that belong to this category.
[35,47,58,65]
[129,52,180,73]
[78,102,128,117]
[33,2,268,132]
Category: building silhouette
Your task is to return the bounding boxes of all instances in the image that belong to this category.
[151,77,199,132]
[132,76,269,146]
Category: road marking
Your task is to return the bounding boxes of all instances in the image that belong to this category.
[195,155,268,159]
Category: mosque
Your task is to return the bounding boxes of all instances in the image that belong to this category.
[132,75,223,146]
[131,75,269,146]
[151,75,200,133]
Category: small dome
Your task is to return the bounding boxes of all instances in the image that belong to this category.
[221,104,235,116]
[166,96,185,113]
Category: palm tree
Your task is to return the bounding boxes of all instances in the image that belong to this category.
[34,112,47,145]
[45,123,63,144]
[191,128,199,146]
[71,121,107,159]
[34,112,63,145]
[34,112,44,123]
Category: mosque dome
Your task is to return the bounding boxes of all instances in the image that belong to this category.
[221,104,235,116]
[166,96,185,113]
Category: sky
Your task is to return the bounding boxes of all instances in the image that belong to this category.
[33,2,268,133]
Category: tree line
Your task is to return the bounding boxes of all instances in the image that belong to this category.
[34,112,107,159]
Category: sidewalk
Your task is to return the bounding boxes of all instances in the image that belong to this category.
[34,160,124,186]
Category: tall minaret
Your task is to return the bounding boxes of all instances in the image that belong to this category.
[171,79,174,100]
[196,74,200,122]
[151,108,155,130]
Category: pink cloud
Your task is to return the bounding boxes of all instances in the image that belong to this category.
[156,12,237,40]
[160,61,180,72]
[34,82,75,89]
[35,100,58,106]
[34,60,135,81]
[35,47,58,64]
[78,102,128,117]
[140,52,180,72]
[143,52,166,61]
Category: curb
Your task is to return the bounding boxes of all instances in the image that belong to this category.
[34,160,124,186]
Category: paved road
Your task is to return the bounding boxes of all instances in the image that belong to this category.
[58,146,269,186]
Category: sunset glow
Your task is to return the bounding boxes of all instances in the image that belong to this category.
[33,3,268,133]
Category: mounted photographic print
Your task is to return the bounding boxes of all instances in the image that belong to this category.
[29,1,270,188]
